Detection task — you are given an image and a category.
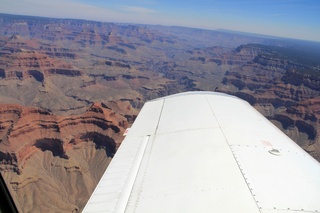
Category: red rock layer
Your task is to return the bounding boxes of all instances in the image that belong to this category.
[0,102,127,212]
[0,49,83,81]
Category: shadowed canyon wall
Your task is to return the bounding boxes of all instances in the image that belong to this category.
[0,102,130,212]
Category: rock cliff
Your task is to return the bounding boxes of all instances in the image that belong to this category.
[0,102,130,212]
[0,49,82,81]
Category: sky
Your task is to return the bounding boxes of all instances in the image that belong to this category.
[0,0,320,42]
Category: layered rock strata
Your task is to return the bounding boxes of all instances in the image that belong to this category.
[0,102,128,212]
[0,49,82,82]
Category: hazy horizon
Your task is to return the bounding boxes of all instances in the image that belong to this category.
[0,0,319,42]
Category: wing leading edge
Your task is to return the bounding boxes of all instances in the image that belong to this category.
[83,91,320,213]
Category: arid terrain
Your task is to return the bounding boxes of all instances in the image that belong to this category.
[0,13,320,212]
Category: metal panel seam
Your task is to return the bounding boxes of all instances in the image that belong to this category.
[123,99,166,212]
[204,94,262,212]
[114,135,150,213]
[155,98,166,134]
[127,98,166,212]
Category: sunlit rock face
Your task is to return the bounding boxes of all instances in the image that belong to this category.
[0,103,128,212]
[0,51,82,80]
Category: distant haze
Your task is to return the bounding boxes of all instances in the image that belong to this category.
[0,0,320,42]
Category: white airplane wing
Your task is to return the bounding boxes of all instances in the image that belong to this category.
[83,91,320,213]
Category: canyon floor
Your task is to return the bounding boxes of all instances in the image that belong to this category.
[0,13,320,212]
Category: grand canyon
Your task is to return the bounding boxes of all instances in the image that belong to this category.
[0,13,320,212]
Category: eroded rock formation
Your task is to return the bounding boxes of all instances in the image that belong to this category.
[0,102,129,212]
[0,49,82,82]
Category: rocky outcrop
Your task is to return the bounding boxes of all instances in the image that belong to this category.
[105,60,131,69]
[0,102,128,212]
[281,69,320,91]
[0,49,83,81]
[43,47,78,59]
